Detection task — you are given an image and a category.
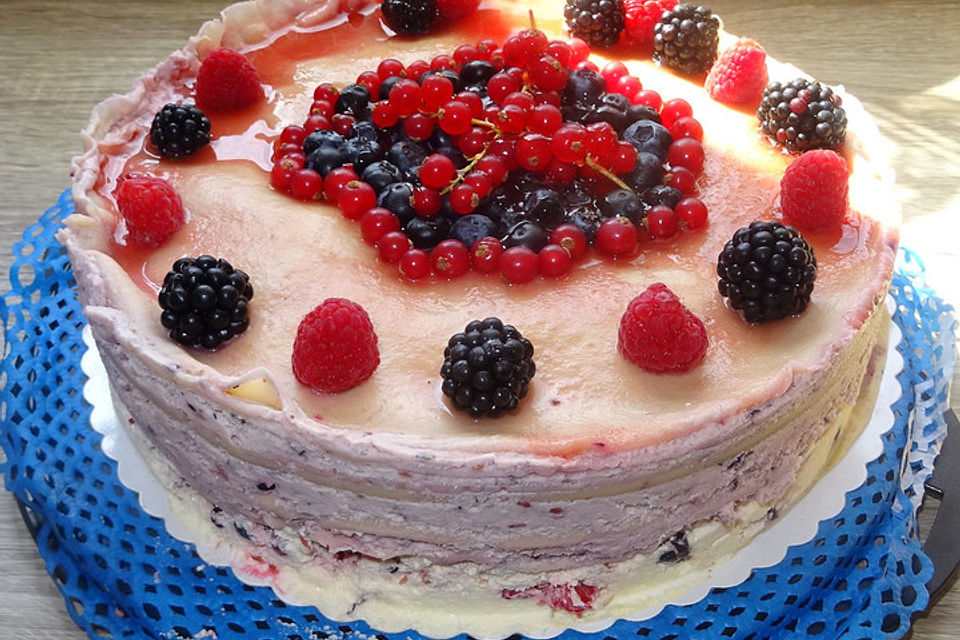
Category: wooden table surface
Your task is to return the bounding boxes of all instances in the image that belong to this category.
[1,1,958,638]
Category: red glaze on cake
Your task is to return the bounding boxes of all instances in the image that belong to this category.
[61,0,899,636]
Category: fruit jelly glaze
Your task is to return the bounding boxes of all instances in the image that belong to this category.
[74,0,897,456]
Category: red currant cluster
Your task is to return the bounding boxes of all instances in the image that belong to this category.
[268,29,710,285]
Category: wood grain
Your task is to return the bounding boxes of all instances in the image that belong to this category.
[1,1,958,638]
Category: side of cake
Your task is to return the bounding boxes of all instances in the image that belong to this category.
[61,0,898,636]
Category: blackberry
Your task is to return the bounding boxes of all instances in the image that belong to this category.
[381,0,438,35]
[653,4,720,76]
[440,318,536,418]
[158,255,253,350]
[757,79,847,153]
[717,221,817,324]
[564,0,625,48]
[149,103,211,158]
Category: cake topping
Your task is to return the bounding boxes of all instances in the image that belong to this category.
[195,48,262,112]
[758,79,847,153]
[705,38,768,106]
[440,317,536,418]
[291,299,380,393]
[158,256,253,350]
[623,0,678,46]
[149,103,211,158]
[563,0,626,48]
[617,283,708,374]
[653,4,720,76]
[717,221,818,323]
[779,150,849,231]
[380,0,438,35]
[114,174,185,248]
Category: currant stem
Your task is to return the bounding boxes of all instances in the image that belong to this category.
[440,149,488,196]
[584,156,632,191]
[528,9,537,30]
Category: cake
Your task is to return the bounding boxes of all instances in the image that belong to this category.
[61,0,899,637]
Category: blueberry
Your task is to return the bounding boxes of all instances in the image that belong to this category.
[387,140,429,181]
[642,185,683,209]
[584,104,628,133]
[562,67,607,107]
[361,160,404,193]
[418,68,462,93]
[334,83,371,119]
[450,214,498,248]
[302,130,346,157]
[459,60,497,87]
[599,92,632,112]
[431,145,466,168]
[404,216,451,250]
[428,128,456,152]
[601,189,645,223]
[523,188,564,229]
[624,152,665,191]
[502,220,549,252]
[564,204,604,242]
[350,120,381,144]
[561,102,592,124]
[621,120,673,162]
[343,139,383,175]
[377,182,417,224]
[625,104,661,126]
[305,146,345,177]
[378,76,403,101]
[562,183,596,209]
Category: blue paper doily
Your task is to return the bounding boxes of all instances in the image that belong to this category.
[1,191,956,640]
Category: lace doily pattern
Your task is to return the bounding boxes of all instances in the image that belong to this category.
[1,192,956,640]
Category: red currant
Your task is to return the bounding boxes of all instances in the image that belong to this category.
[585,121,616,159]
[615,75,642,98]
[675,197,708,230]
[503,91,535,112]
[399,248,431,281]
[610,141,638,174]
[323,166,359,203]
[647,205,679,238]
[495,103,528,134]
[602,61,629,86]
[669,116,704,142]
[309,99,334,119]
[538,243,573,278]
[313,83,338,103]
[338,180,376,221]
[527,103,563,135]
[630,90,661,111]
[377,58,406,80]
[420,74,455,111]
[406,59,430,80]
[303,114,331,133]
[419,154,457,190]
[279,125,307,146]
[271,142,302,163]
[533,90,561,107]
[360,207,400,245]
[475,155,508,185]
[458,126,493,157]
[544,159,577,184]
[270,160,295,192]
[575,60,599,72]
[331,113,355,137]
[566,37,590,66]
[487,72,521,104]
[667,138,705,175]
[551,124,588,163]
[660,98,693,128]
[289,168,323,201]
[356,70,381,98]
[666,166,698,195]
[430,54,455,70]
[378,231,412,263]
[486,136,518,171]
[453,44,479,67]
[438,100,473,135]
[516,133,552,171]
[404,113,435,142]
[371,101,399,128]
[455,91,484,117]
[546,40,572,67]
[476,38,498,60]
[470,237,503,274]
[529,54,567,92]
[431,239,469,279]
[412,186,442,217]
[549,224,587,261]
[464,170,494,198]
[449,183,479,214]
[388,79,421,116]
[596,217,638,257]
[499,246,539,284]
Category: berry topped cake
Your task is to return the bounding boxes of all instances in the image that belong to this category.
[62,0,898,636]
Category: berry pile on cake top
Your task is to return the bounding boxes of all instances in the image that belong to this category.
[270,28,712,283]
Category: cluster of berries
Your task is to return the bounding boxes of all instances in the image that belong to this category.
[380,0,480,35]
[269,31,709,284]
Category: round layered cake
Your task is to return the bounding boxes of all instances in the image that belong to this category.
[62,0,899,636]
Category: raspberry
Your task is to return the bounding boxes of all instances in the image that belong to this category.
[195,48,262,111]
[780,150,849,230]
[115,174,186,248]
[705,39,768,105]
[623,0,678,46]
[618,283,708,374]
[436,0,479,20]
[292,299,380,393]
[501,581,599,615]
